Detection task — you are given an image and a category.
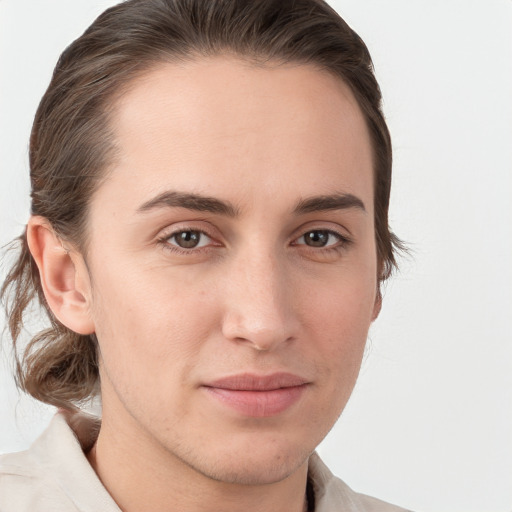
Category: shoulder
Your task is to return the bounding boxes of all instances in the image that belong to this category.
[309,453,412,512]
[327,478,412,512]
[0,412,118,512]
[0,449,78,512]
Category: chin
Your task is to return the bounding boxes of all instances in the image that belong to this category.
[174,437,312,486]
[202,453,309,486]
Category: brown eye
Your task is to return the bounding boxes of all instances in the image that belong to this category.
[296,230,342,248]
[304,230,328,247]
[169,230,207,249]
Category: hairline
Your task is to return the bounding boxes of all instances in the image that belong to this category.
[75,52,378,258]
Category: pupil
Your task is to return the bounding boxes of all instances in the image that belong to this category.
[306,231,328,247]
[176,231,200,248]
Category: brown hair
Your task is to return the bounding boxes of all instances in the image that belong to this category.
[1,0,402,410]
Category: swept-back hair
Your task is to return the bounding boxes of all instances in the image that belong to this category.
[1,0,402,410]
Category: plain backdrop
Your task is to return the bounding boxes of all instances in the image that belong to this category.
[1,1,511,511]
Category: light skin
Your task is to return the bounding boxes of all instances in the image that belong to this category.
[28,56,380,512]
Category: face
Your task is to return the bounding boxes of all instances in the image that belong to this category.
[81,56,379,484]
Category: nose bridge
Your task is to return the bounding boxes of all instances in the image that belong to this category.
[222,243,296,350]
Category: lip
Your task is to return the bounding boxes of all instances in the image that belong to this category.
[202,373,309,417]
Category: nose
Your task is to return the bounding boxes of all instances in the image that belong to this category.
[221,249,299,352]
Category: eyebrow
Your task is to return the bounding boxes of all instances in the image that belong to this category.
[136,190,365,217]
[293,193,366,215]
[137,191,239,217]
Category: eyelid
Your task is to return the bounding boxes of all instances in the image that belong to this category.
[157,220,218,239]
[156,222,223,252]
[291,221,353,243]
[293,229,347,247]
[167,230,212,248]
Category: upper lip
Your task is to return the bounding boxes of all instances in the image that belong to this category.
[203,372,309,391]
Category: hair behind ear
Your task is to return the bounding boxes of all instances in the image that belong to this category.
[22,329,99,410]
[1,231,99,410]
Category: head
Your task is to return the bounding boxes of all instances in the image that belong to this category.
[2,0,401,485]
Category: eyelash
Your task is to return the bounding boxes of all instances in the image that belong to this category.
[157,228,218,256]
[157,227,352,256]
[292,229,351,250]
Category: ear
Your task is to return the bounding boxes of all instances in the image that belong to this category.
[371,288,382,321]
[26,216,95,335]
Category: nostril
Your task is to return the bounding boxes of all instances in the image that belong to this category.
[221,311,296,352]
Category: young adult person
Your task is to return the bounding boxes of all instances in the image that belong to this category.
[0,0,408,510]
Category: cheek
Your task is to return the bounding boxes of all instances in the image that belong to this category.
[90,273,219,426]
[302,268,377,337]
[89,263,219,387]
[299,272,376,388]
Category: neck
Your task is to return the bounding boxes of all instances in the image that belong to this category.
[87,406,310,512]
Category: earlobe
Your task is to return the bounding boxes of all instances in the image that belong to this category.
[26,216,95,335]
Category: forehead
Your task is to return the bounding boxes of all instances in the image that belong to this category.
[100,56,373,214]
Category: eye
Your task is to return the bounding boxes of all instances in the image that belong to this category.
[166,230,212,249]
[295,229,344,248]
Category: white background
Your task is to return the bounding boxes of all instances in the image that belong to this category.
[1,1,511,511]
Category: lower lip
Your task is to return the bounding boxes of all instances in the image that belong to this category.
[203,385,307,417]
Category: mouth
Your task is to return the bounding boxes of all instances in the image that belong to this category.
[202,373,309,417]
